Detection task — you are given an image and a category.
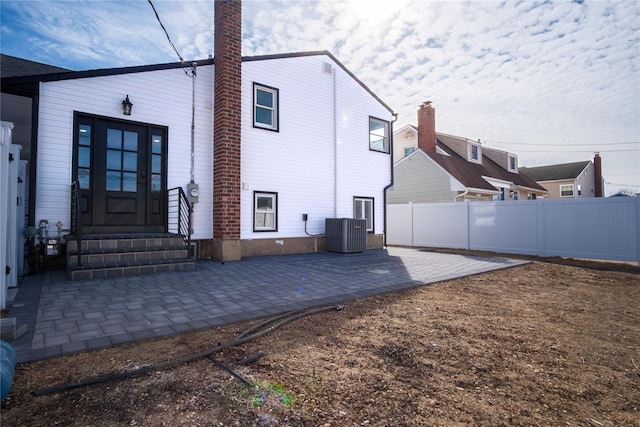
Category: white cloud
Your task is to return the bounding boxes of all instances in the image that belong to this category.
[1,0,638,193]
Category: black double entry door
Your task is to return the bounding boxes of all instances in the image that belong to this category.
[74,114,167,234]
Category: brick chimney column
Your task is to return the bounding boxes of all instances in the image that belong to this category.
[213,0,242,261]
[593,152,603,197]
[417,101,436,151]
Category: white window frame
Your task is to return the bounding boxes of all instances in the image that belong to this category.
[469,143,481,163]
[403,146,416,156]
[508,154,517,172]
[560,184,574,198]
[353,197,374,233]
[253,83,278,131]
[369,117,390,153]
[253,191,277,231]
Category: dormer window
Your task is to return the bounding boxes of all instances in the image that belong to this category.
[469,143,481,163]
[508,154,517,172]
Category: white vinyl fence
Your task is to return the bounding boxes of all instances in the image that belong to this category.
[387,197,640,265]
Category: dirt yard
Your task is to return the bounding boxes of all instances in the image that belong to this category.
[2,259,639,426]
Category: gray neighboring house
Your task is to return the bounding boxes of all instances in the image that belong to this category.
[520,154,604,199]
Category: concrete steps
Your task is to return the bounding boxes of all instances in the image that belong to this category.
[66,233,195,280]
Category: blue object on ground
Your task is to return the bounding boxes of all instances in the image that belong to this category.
[1,340,16,400]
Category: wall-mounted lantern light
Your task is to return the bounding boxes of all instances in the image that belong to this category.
[122,95,133,115]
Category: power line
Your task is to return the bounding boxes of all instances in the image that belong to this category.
[147,0,184,63]
[484,140,639,147]
[511,148,639,153]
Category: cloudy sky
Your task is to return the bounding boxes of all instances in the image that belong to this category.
[2,0,639,195]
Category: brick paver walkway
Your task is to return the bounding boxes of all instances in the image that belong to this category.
[6,247,528,363]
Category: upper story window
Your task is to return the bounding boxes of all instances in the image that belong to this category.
[469,143,481,163]
[253,83,279,131]
[508,154,517,172]
[253,191,278,231]
[404,146,416,156]
[560,184,574,197]
[369,117,390,153]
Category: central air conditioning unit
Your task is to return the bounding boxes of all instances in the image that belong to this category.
[324,218,367,253]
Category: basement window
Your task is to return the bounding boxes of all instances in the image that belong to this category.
[353,197,374,232]
[253,83,279,131]
[254,191,278,231]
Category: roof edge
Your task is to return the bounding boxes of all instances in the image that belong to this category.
[1,50,396,115]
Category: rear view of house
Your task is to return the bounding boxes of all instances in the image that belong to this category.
[0,0,395,280]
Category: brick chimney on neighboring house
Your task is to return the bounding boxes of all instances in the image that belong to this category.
[417,101,437,151]
[593,152,604,197]
[213,0,242,261]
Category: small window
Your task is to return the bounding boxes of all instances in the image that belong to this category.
[508,155,517,172]
[353,197,374,232]
[254,191,277,231]
[369,117,389,153]
[560,184,574,197]
[470,144,480,162]
[253,83,278,131]
[403,146,416,156]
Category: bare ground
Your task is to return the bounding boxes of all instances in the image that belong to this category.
[2,259,639,426]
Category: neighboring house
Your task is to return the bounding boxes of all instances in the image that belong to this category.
[388,102,548,204]
[519,155,604,199]
[0,1,395,280]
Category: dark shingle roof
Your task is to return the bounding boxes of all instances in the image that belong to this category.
[1,54,71,78]
[423,134,547,192]
[519,161,590,181]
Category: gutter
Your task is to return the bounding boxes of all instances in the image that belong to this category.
[383,112,399,247]
[455,189,469,201]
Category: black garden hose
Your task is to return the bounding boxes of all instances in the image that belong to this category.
[31,304,343,396]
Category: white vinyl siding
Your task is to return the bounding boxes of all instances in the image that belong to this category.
[388,151,459,204]
[241,54,392,239]
[36,66,214,239]
[34,53,392,243]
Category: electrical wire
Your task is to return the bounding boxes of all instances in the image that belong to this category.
[147,0,184,63]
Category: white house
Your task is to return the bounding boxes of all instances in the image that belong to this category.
[0,1,395,279]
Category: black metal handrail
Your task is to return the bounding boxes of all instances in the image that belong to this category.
[70,181,82,266]
[168,187,193,258]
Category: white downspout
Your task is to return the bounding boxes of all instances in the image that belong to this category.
[333,66,338,218]
[455,189,469,201]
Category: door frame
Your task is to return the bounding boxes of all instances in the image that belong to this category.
[72,112,168,234]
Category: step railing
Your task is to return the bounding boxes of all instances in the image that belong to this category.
[70,181,82,266]
[167,187,193,258]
